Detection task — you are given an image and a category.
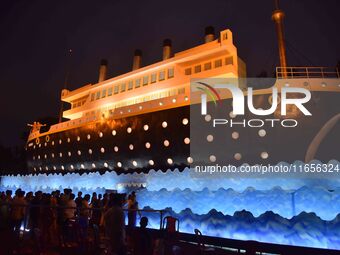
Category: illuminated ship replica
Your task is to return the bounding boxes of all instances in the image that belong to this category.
[25,18,340,174]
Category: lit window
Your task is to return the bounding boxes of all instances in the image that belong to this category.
[38,155,41,159]
[143,125,149,131]
[70,165,74,170]
[151,73,157,83]
[77,150,81,156]
[167,158,173,164]
[44,154,47,159]
[172,98,176,103]
[114,85,119,94]
[92,163,96,168]
[120,83,126,92]
[139,105,143,110]
[164,140,170,147]
[132,161,137,167]
[162,121,168,128]
[184,96,188,101]
[108,87,113,96]
[89,149,93,154]
[114,146,119,152]
[68,151,71,157]
[168,68,174,78]
[96,91,101,100]
[53,166,56,170]
[225,56,233,65]
[182,118,189,125]
[129,144,134,150]
[128,81,134,90]
[135,78,141,88]
[87,134,91,140]
[44,142,47,147]
[100,147,105,153]
[61,165,65,170]
[104,162,109,168]
[102,89,107,98]
[112,130,117,136]
[59,139,62,144]
[67,138,71,143]
[59,153,62,158]
[77,136,81,141]
[159,70,165,81]
[209,155,216,162]
[185,68,191,75]
[143,76,149,86]
[184,138,190,144]
[117,162,122,167]
[149,160,154,166]
[81,164,85,169]
[194,65,201,73]
[51,153,55,158]
[159,102,163,106]
[127,127,132,133]
[99,132,103,138]
[215,59,222,68]
[145,142,151,149]
[45,166,49,170]
[204,62,212,70]
[51,141,54,146]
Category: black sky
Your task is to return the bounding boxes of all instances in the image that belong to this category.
[0,0,339,147]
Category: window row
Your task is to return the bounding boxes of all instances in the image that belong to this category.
[184,57,234,75]
[90,67,175,103]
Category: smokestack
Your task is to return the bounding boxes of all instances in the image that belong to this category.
[98,59,108,83]
[162,39,172,60]
[204,26,215,43]
[132,49,142,70]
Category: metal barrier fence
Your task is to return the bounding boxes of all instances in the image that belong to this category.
[276,66,340,79]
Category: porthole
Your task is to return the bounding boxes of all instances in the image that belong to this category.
[77,136,80,141]
[207,135,214,142]
[261,152,269,159]
[258,129,266,137]
[61,165,65,170]
[51,141,54,146]
[143,125,149,131]
[145,142,151,149]
[127,127,132,133]
[87,134,91,140]
[68,151,71,157]
[172,98,177,103]
[59,139,62,144]
[88,149,93,154]
[232,132,239,139]
[45,135,50,142]
[44,142,47,147]
[129,144,134,150]
[77,150,81,156]
[53,166,56,170]
[38,155,41,159]
[162,121,168,128]
[149,160,154,166]
[184,138,190,144]
[112,130,117,136]
[167,158,173,165]
[104,162,109,168]
[114,146,119,152]
[234,153,242,160]
[139,106,143,110]
[163,140,170,147]
[182,118,189,125]
[187,157,193,164]
[51,153,55,158]
[59,153,63,158]
[44,154,47,159]
[100,147,105,153]
[209,155,216,162]
[117,162,122,167]
[70,165,74,170]
[132,161,138,167]
[81,164,85,169]
[184,96,188,101]
[159,102,163,106]
[99,132,103,138]
[92,163,96,168]
[45,166,49,171]
[67,138,71,143]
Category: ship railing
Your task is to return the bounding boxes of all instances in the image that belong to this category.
[276,66,340,79]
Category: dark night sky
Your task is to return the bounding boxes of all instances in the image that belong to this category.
[0,0,339,147]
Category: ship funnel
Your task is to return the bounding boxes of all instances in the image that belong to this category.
[132,49,142,70]
[98,59,108,83]
[204,26,215,43]
[162,39,172,60]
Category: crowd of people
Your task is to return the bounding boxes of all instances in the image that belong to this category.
[0,188,153,255]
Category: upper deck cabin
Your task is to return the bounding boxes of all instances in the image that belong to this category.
[60,28,246,121]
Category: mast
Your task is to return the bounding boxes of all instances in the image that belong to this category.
[272,0,287,77]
